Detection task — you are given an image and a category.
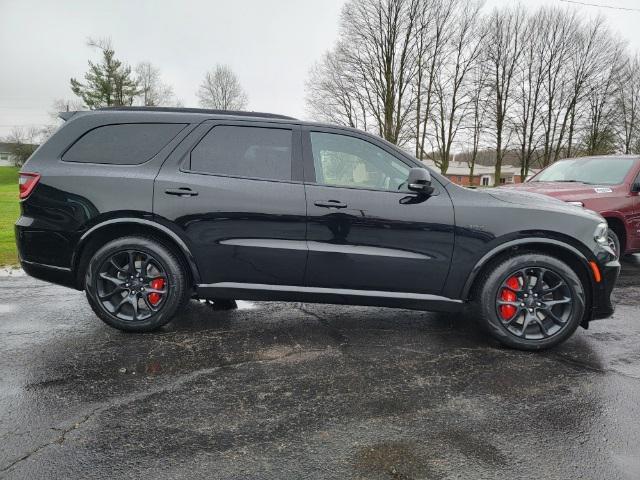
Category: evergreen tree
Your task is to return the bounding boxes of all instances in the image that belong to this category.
[70,39,139,109]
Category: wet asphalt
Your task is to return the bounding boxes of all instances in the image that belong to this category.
[0,257,639,479]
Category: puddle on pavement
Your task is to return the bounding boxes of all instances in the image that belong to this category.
[236,300,256,310]
[0,304,16,313]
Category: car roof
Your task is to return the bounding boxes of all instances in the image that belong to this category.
[64,107,369,135]
[96,106,298,121]
[63,107,409,155]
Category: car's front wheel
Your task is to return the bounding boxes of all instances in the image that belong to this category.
[476,253,586,350]
[85,236,189,332]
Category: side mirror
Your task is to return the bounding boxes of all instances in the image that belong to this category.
[407,167,434,196]
[632,181,640,193]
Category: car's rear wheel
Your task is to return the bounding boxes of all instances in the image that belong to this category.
[476,253,586,350]
[85,236,188,332]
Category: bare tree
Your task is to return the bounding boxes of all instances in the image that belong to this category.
[305,0,640,171]
[464,61,490,184]
[431,1,485,174]
[556,17,621,161]
[339,0,421,145]
[511,9,549,179]
[485,6,526,185]
[617,54,640,154]
[306,45,368,129]
[51,98,85,114]
[39,98,87,139]
[413,0,457,159]
[582,40,625,155]
[533,9,578,166]
[197,65,248,110]
[135,62,175,106]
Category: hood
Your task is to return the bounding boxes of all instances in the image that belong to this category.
[487,187,567,206]
[486,187,604,222]
[501,181,619,202]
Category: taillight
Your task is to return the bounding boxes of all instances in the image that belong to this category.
[18,172,41,200]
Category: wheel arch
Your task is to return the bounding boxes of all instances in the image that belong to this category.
[71,218,201,290]
[602,215,626,253]
[463,239,595,326]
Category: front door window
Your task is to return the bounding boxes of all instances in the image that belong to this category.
[310,132,410,191]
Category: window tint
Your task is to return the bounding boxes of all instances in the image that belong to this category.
[190,126,292,181]
[310,132,410,191]
[63,123,185,165]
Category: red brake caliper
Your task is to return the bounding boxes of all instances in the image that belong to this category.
[148,278,165,306]
[499,276,520,321]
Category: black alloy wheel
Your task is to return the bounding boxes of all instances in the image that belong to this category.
[85,236,188,332]
[96,250,168,322]
[476,253,586,350]
[496,267,573,340]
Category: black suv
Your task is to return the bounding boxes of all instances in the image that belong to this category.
[15,107,620,350]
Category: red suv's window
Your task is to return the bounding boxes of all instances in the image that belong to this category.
[532,157,635,185]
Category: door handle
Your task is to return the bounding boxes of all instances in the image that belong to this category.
[314,200,347,209]
[165,187,198,197]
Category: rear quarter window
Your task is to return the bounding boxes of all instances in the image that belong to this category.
[62,123,186,165]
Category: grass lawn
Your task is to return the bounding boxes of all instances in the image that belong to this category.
[0,166,19,266]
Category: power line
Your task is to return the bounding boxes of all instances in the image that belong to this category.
[559,0,640,12]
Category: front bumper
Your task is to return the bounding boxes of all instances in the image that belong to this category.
[590,256,620,321]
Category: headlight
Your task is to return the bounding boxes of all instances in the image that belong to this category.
[567,201,584,207]
[594,223,608,245]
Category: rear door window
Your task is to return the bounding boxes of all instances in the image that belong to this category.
[189,125,292,181]
[63,123,186,165]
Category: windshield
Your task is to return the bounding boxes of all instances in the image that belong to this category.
[531,157,635,185]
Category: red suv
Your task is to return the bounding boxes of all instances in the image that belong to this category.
[503,155,640,257]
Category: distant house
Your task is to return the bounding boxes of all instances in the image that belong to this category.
[422,159,539,186]
[0,143,15,167]
[0,142,39,167]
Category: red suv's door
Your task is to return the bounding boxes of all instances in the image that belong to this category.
[631,169,640,252]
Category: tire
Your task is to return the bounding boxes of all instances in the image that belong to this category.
[475,253,586,351]
[607,229,621,259]
[84,236,189,332]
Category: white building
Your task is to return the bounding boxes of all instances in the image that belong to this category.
[0,143,17,167]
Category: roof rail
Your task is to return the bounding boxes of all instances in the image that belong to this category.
[96,106,297,120]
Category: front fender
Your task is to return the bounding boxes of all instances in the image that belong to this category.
[458,237,594,300]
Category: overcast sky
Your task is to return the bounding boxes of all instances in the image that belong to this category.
[1,0,639,138]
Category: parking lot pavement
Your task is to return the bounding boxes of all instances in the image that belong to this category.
[0,258,638,479]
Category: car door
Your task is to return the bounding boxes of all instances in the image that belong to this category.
[153,120,307,287]
[302,127,455,295]
[631,168,640,251]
